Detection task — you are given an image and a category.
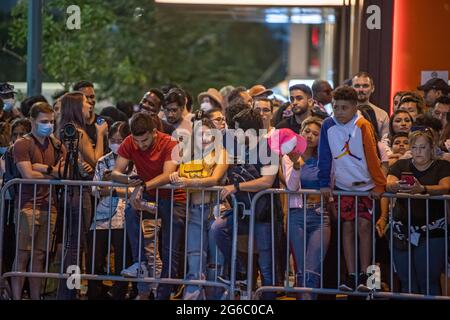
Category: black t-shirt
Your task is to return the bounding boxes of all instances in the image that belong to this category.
[85,113,109,154]
[275,116,302,133]
[389,159,450,230]
[85,113,98,147]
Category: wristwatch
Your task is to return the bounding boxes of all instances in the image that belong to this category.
[46,165,53,175]
[233,180,240,192]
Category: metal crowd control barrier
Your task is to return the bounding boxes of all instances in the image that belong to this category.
[246,189,450,300]
[0,179,239,300]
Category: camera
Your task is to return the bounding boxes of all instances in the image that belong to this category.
[61,122,79,141]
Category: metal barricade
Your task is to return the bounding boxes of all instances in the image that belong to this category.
[0,178,239,300]
[246,188,450,300]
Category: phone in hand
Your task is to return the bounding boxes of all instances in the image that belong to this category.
[96,117,105,125]
[400,172,415,186]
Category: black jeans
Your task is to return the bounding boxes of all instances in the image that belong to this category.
[87,229,131,300]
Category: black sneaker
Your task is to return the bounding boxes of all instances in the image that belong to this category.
[339,274,356,292]
[356,273,371,292]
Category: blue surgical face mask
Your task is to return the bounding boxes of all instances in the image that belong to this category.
[2,98,15,112]
[0,146,8,155]
[36,123,54,137]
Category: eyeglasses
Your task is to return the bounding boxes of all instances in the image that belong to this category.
[163,107,180,114]
[289,95,304,103]
[254,108,271,114]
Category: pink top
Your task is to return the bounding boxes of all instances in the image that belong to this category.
[282,155,303,209]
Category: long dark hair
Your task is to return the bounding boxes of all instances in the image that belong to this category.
[58,91,86,138]
[389,110,414,140]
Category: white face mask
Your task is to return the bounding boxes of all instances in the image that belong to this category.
[110,143,120,154]
[200,102,213,112]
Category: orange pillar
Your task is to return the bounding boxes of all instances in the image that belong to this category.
[391,0,450,113]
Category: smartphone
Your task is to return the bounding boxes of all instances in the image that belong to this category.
[96,117,105,125]
[400,172,415,186]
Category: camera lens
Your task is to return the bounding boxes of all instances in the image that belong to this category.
[62,123,77,139]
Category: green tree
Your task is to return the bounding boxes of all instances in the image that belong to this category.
[7,0,284,104]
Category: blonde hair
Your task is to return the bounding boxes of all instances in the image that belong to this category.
[409,129,436,159]
[300,116,323,133]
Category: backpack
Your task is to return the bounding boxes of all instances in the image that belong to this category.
[2,134,62,200]
[227,162,273,222]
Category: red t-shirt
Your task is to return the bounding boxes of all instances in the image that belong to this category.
[118,131,186,202]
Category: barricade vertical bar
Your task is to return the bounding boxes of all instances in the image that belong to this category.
[60,185,68,274]
[107,186,113,275]
[337,193,341,289]
[303,192,307,288]
[14,183,23,272]
[45,184,53,273]
[286,193,291,289]
[30,184,37,272]
[200,189,205,283]
[389,197,394,293]
[372,198,376,267]
[122,185,128,271]
[408,197,412,293]
[169,188,174,277]
[320,193,324,289]
[247,195,256,299]
[77,185,82,270]
[154,188,160,279]
[425,198,429,296]
[230,194,238,300]
[445,198,448,296]
[355,195,359,286]
[271,192,275,286]
[92,190,98,274]
[184,190,189,278]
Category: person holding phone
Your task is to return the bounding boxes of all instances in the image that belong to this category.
[386,129,450,295]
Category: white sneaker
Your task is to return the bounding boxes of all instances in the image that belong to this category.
[121,262,149,278]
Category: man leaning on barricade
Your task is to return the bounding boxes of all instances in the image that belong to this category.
[10,102,66,300]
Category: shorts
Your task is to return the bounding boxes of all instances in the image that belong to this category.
[335,195,373,222]
[16,207,57,251]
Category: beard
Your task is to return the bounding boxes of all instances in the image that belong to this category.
[292,105,308,116]
[357,93,369,102]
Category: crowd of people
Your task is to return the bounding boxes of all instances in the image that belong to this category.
[0,72,449,300]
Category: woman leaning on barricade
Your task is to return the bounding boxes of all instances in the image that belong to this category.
[169,111,228,300]
[385,127,450,295]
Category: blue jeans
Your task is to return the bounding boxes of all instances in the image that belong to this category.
[183,204,211,300]
[125,199,164,295]
[393,237,446,295]
[289,207,330,299]
[156,201,186,300]
[210,212,282,300]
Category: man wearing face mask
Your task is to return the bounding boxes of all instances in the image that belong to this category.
[0,82,22,123]
[11,102,66,300]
